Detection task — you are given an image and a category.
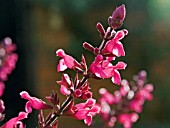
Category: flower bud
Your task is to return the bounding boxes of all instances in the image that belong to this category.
[83,42,95,52]
[108,4,126,29]
[96,22,105,38]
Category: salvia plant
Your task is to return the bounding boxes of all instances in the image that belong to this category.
[0,4,154,128]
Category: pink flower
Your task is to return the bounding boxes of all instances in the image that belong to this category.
[118,113,139,128]
[108,4,126,29]
[20,91,52,113]
[99,88,115,104]
[72,99,100,126]
[0,38,18,82]
[99,101,111,120]
[107,116,117,127]
[56,49,81,72]
[1,112,28,128]
[129,99,143,113]
[141,84,154,101]
[120,80,130,96]
[101,29,128,57]
[57,74,72,95]
[74,81,92,99]
[89,54,127,85]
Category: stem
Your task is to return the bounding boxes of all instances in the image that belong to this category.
[98,27,113,52]
[44,77,88,127]
[98,39,106,51]
[45,96,73,126]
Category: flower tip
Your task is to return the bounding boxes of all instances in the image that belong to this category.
[120,4,125,9]
[56,49,65,57]
[99,88,107,94]
[18,111,28,119]
[96,22,101,26]
[131,113,139,122]
[4,37,12,45]
[86,98,96,106]
[117,4,126,13]
[83,42,95,52]
[123,29,128,35]
[20,91,29,98]
[110,4,126,29]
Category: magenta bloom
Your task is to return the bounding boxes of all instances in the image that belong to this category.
[0,37,18,81]
[1,112,28,128]
[56,49,81,72]
[98,71,154,128]
[57,73,72,95]
[101,29,128,57]
[136,84,154,101]
[118,113,139,128]
[99,88,122,106]
[74,83,92,100]
[89,54,126,85]
[72,99,100,126]
[129,84,153,113]
[20,91,52,113]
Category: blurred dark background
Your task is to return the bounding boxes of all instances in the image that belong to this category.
[0,0,170,127]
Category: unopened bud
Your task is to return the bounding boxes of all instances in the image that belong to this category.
[109,4,126,29]
[96,22,105,38]
[83,42,95,52]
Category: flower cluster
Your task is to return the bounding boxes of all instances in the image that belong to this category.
[0,37,18,122]
[0,4,154,128]
[20,4,128,127]
[98,70,154,128]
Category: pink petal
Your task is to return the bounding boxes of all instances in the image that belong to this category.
[64,55,75,68]
[111,70,121,85]
[1,112,28,128]
[57,74,72,87]
[20,91,52,113]
[56,49,65,57]
[102,40,115,54]
[114,30,125,41]
[114,62,127,70]
[145,84,154,92]
[112,4,126,22]
[113,41,125,56]
[86,99,96,107]
[90,106,100,113]
[60,85,71,95]
[57,59,67,72]
[129,100,143,113]
[81,92,92,99]
[84,115,92,126]
[74,89,82,98]
[95,54,103,63]
[74,109,89,120]
[99,88,115,104]
[106,57,116,61]
[25,101,32,113]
